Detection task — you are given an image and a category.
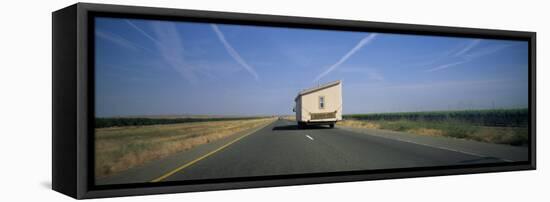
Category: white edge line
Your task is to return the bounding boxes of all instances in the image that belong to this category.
[306,135,314,141]
[341,128,514,162]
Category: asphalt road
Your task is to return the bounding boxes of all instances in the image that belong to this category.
[158,119,523,182]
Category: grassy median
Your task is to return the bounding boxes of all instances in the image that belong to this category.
[95,118,275,178]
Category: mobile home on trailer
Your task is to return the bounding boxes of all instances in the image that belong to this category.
[294,80,343,128]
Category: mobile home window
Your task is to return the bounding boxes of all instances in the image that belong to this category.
[319,96,325,109]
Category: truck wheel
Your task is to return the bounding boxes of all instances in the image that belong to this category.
[329,124,335,128]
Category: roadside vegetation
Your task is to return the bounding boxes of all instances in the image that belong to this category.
[95,118,275,178]
[338,109,528,146]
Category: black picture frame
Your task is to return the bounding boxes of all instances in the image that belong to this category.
[52,2,536,199]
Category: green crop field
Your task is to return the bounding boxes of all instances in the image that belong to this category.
[340,108,529,146]
[344,108,528,127]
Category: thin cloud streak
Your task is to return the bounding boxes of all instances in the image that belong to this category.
[426,39,512,72]
[463,44,513,60]
[453,39,481,56]
[124,20,200,84]
[95,21,161,55]
[211,24,259,81]
[95,30,140,51]
[357,78,524,92]
[425,39,482,72]
[314,33,377,82]
[125,20,160,44]
[426,61,467,72]
[151,22,198,83]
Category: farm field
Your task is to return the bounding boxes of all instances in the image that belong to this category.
[338,108,528,146]
[95,117,275,178]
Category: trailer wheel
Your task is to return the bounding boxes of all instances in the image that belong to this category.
[329,124,335,128]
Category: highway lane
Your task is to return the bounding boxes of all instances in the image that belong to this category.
[163,119,509,182]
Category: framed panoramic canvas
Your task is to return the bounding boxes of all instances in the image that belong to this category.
[52,3,536,199]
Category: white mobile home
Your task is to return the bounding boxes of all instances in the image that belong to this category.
[294,80,342,128]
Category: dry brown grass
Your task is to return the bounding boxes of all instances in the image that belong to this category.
[340,120,444,136]
[337,120,381,129]
[95,118,275,178]
[405,128,445,136]
[469,126,528,145]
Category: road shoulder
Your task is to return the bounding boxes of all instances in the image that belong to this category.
[96,119,276,185]
[338,126,528,162]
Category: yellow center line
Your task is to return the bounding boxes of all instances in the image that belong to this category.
[150,119,276,183]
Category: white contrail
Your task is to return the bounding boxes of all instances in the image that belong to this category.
[463,44,512,60]
[426,41,512,73]
[425,61,467,72]
[95,30,139,51]
[151,21,198,83]
[424,40,480,72]
[211,24,260,81]
[453,39,481,56]
[125,20,160,44]
[314,33,377,82]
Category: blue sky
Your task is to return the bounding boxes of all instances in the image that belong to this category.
[95,17,529,117]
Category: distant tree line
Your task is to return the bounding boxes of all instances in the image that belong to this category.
[95,117,260,128]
